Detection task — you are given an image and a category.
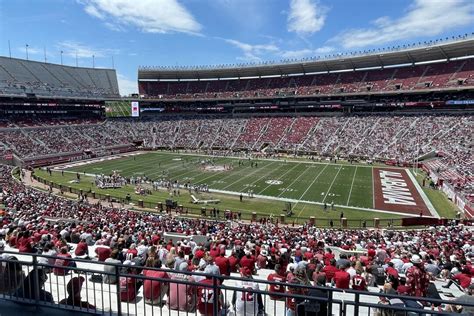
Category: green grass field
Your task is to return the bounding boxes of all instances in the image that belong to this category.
[63,152,375,209]
[32,152,457,226]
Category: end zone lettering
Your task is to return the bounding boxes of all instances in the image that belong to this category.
[379,170,416,206]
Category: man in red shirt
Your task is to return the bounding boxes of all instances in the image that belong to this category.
[322,259,339,282]
[334,265,350,289]
[214,249,230,276]
[228,251,239,273]
[323,249,335,266]
[267,264,286,300]
[54,247,74,276]
[443,267,472,289]
[18,231,35,253]
[256,250,268,269]
[194,246,205,260]
[239,250,256,274]
[74,238,89,258]
[119,261,139,302]
[95,245,111,262]
[352,272,367,291]
[143,259,169,305]
[197,265,224,316]
[385,262,399,279]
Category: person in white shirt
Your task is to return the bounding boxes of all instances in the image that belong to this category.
[390,255,404,272]
[38,243,57,267]
[347,261,357,280]
[232,267,263,316]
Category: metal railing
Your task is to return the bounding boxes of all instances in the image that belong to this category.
[0,251,473,316]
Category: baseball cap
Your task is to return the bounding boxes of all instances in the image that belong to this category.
[123,260,136,266]
[410,255,422,264]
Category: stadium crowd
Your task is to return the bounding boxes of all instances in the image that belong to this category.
[1,114,471,197]
[1,164,474,314]
[138,59,473,100]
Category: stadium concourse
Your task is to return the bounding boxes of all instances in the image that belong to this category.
[0,164,474,316]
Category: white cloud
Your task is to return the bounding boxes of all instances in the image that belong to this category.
[57,41,119,58]
[79,0,201,35]
[84,4,104,19]
[19,46,42,55]
[287,0,328,35]
[225,39,279,62]
[117,73,137,96]
[280,46,335,59]
[335,0,474,49]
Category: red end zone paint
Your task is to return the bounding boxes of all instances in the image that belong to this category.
[373,167,430,216]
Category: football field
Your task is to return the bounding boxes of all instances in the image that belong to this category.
[52,152,437,218]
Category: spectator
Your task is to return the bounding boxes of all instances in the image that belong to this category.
[59,276,95,309]
[267,264,286,300]
[286,265,311,316]
[297,274,328,316]
[197,264,225,316]
[322,259,338,283]
[334,264,350,289]
[214,249,230,276]
[143,258,169,306]
[119,260,139,302]
[103,249,121,284]
[0,256,24,294]
[168,262,197,312]
[405,255,430,297]
[14,268,54,303]
[53,247,75,276]
[443,266,472,289]
[239,250,256,274]
[74,238,89,259]
[446,284,474,314]
[232,267,263,316]
[95,244,112,262]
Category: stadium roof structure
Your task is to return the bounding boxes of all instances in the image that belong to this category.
[139,36,474,81]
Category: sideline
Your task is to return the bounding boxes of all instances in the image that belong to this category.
[407,169,440,218]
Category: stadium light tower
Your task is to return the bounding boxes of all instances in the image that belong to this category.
[25,44,29,60]
[60,50,63,65]
[8,40,11,58]
[92,55,95,68]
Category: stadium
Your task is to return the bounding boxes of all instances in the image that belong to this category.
[0,1,474,315]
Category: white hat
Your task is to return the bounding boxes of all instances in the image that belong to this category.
[123,260,135,266]
[410,255,422,264]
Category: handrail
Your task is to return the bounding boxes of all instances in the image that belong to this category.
[1,250,474,315]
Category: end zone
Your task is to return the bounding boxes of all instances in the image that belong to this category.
[373,167,439,218]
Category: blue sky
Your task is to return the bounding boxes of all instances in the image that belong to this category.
[0,0,473,95]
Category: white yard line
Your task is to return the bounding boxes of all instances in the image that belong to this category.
[407,169,439,218]
[209,187,426,218]
[372,168,376,209]
[322,166,342,203]
[221,161,279,190]
[256,163,301,195]
[277,164,312,197]
[294,163,329,208]
[346,166,358,205]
